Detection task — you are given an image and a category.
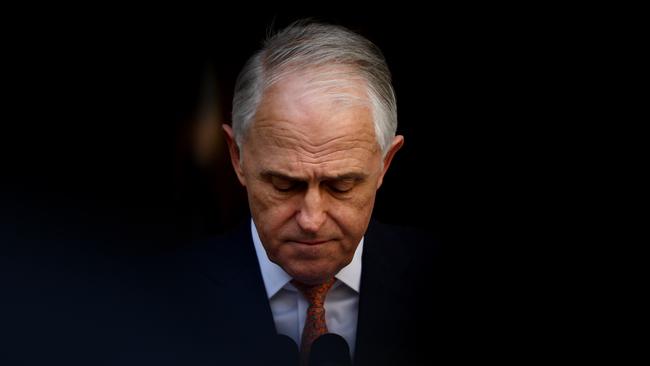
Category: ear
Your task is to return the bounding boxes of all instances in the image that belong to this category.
[222,124,247,186]
[377,135,404,189]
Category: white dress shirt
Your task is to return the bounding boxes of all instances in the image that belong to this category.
[251,220,362,357]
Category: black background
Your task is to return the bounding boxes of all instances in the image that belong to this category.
[2,9,558,251]
[1,7,584,362]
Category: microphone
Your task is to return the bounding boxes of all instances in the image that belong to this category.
[264,334,299,366]
[309,333,352,366]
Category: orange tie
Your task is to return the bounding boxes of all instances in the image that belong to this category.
[291,277,336,365]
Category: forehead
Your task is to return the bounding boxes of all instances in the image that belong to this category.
[259,66,371,122]
[245,69,380,175]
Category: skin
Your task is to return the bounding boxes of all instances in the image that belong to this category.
[223,69,404,285]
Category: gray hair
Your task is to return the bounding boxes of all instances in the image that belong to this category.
[231,21,397,156]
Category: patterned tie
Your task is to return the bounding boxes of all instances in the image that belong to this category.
[291,277,336,365]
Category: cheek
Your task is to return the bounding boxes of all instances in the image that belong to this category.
[247,184,296,224]
[329,188,377,234]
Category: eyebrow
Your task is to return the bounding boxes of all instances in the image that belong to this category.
[260,170,368,182]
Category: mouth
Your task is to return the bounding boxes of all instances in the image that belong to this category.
[291,239,330,246]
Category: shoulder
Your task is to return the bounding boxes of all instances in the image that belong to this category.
[362,219,442,285]
[165,219,253,269]
[365,219,441,260]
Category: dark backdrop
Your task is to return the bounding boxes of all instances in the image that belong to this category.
[3,11,480,253]
[1,8,575,362]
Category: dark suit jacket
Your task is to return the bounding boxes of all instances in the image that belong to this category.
[1,219,442,365]
[140,219,443,365]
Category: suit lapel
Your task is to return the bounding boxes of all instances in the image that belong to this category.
[353,220,416,366]
[182,220,278,351]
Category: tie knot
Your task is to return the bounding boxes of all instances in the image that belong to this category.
[291,277,336,307]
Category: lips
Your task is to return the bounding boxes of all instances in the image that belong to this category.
[291,239,330,245]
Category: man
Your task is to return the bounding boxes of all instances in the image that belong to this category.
[0,20,439,366]
[224,20,403,363]
[167,21,438,365]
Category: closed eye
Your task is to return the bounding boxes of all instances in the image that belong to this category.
[270,176,304,192]
[327,179,357,193]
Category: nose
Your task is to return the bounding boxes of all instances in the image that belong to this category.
[296,186,327,233]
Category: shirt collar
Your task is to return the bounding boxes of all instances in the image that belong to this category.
[251,219,363,299]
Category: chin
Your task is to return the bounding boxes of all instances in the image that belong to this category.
[287,263,338,285]
[293,274,332,286]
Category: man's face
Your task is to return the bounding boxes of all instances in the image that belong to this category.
[225,71,403,284]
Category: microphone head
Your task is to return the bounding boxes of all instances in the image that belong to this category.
[264,334,299,366]
[309,333,352,366]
